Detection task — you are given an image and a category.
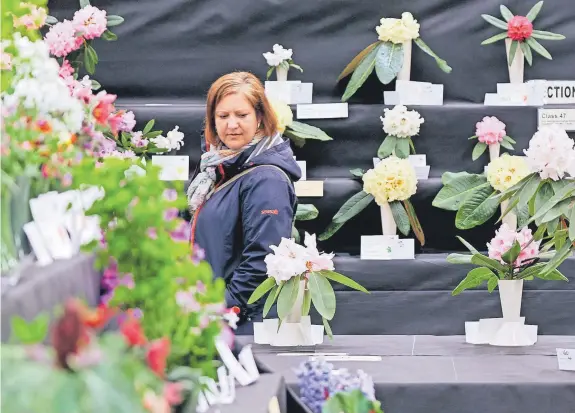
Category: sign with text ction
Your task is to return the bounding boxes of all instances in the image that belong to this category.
[538,108,575,131]
[545,81,575,104]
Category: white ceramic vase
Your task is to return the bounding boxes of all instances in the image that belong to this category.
[276,65,288,81]
[498,279,523,321]
[396,40,412,81]
[380,201,397,236]
[505,38,524,84]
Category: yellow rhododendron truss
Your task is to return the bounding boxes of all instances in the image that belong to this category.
[269,98,293,134]
[362,156,417,205]
[376,12,420,44]
[486,153,531,193]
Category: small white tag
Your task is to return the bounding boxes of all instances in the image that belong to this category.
[151,155,189,180]
[394,238,415,259]
[296,103,348,119]
[309,355,383,362]
[556,348,575,371]
[360,235,398,260]
[294,181,323,197]
[215,339,257,386]
[296,160,307,180]
[538,108,575,131]
[408,154,427,167]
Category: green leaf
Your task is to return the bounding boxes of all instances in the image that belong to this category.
[500,138,515,150]
[469,135,478,140]
[341,44,380,101]
[290,63,303,72]
[531,184,575,224]
[526,37,552,59]
[499,5,514,21]
[292,225,300,243]
[79,0,90,7]
[456,187,499,229]
[519,42,533,66]
[332,191,374,224]
[266,66,274,80]
[377,135,397,158]
[503,135,517,144]
[302,288,312,316]
[308,272,336,320]
[456,235,480,254]
[322,317,333,339]
[487,276,499,292]
[374,41,404,85]
[501,240,521,264]
[472,142,488,160]
[390,200,411,236]
[276,277,300,319]
[481,14,510,30]
[507,40,519,67]
[516,203,530,229]
[541,198,572,223]
[142,119,155,135]
[318,220,345,241]
[288,121,332,141]
[295,204,319,221]
[91,79,101,90]
[45,15,58,24]
[540,241,572,277]
[481,32,509,45]
[319,270,369,293]
[395,138,410,159]
[530,29,566,40]
[263,284,281,317]
[84,46,96,75]
[247,277,276,304]
[452,267,496,295]
[337,41,382,81]
[102,30,118,41]
[106,15,125,27]
[569,204,575,241]
[433,173,489,211]
[413,37,452,73]
[349,168,365,177]
[526,1,544,22]
[471,253,507,273]
[403,199,425,246]
[446,253,473,264]
[11,314,49,344]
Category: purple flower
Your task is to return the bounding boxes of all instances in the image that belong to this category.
[192,244,206,264]
[164,207,179,221]
[147,227,158,239]
[163,188,177,202]
[295,359,333,413]
[170,220,189,243]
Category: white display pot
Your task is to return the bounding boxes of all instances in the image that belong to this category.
[500,199,518,231]
[284,279,306,323]
[488,143,500,160]
[498,279,523,321]
[276,65,288,81]
[380,201,397,236]
[505,38,524,84]
[396,40,412,81]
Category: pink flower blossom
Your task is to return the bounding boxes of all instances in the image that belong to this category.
[170,220,189,243]
[507,16,533,41]
[72,5,107,40]
[131,132,149,148]
[175,288,202,313]
[487,224,540,268]
[475,116,506,145]
[58,59,74,78]
[13,5,47,30]
[45,20,83,57]
[118,111,136,132]
[163,382,183,406]
[163,189,178,202]
[147,228,158,239]
[164,207,179,221]
[0,51,12,70]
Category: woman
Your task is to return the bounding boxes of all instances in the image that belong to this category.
[187,71,301,332]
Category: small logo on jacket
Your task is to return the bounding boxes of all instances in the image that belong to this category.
[261,209,279,215]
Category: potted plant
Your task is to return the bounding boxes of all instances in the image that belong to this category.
[263,43,303,81]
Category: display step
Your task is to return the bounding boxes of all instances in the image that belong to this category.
[262,254,575,336]
[52,0,574,104]
[117,100,574,182]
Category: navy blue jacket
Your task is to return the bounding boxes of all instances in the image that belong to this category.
[192,139,301,324]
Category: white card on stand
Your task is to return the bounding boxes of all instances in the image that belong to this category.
[538,108,575,131]
[296,103,348,119]
[556,348,575,371]
[383,91,399,105]
[396,81,444,105]
[295,160,307,180]
[265,81,313,104]
[360,235,398,260]
[408,154,427,167]
[394,238,415,259]
[151,155,189,180]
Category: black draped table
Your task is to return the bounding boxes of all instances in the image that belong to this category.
[239,335,575,413]
[1,253,101,342]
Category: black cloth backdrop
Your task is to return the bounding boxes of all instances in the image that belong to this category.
[48,0,574,103]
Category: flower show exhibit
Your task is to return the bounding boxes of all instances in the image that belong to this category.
[1,0,574,413]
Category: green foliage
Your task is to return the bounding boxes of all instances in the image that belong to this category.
[69,157,226,375]
[322,389,384,413]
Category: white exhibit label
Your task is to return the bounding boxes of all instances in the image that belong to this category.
[295,160,307,181]
[556,348,575,371]
[537,108,575,131]
[151,155,189,181]
[296,103,348,119]
[360,235,397,260]
[309,355,383,362]
[265,81,313,104]
[545,81,575,104]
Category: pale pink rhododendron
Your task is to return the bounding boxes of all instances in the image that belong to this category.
[72,5,107,40]
[487,224,540,267]
[44,20,83,57]
[475,116,506,145]
[524,124,575,180]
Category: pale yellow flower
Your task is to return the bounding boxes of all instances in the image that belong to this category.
[269,99,293,133]
[375,12,420,44]
[486,153,531,192]
[362,156,417,205]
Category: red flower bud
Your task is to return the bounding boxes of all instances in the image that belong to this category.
[507,16,533,41]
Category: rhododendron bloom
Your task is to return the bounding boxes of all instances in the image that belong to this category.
[303,232,334,272]
[13,5,47,30]
[265,237,308,284]
[475,116,506,145]
[362,156,417,205]
[72,5,107,40]
[381,105,424,138]
[45,20,83,57]
[507,16,533,41]
[146,337,170,377]
[58,59,74,78]
[487,224,540,267]
[131,131,149,148]
[486,153,530,192]
[269,99,293,133]
[166,126,184,149]
[524,124,575,180]
[92,91,117,125]
[118,110,136,132]
[120,316,147,346]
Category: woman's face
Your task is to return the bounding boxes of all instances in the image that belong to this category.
[214,93,260,150]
